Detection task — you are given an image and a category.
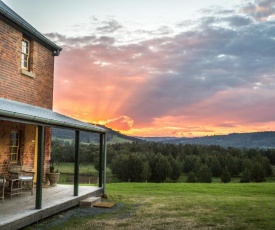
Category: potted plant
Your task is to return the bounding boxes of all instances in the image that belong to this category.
[46,159,60,187]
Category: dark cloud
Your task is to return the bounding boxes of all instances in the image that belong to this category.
[241,0,275,21]
[96,19,123,33]
[224,15,253,27]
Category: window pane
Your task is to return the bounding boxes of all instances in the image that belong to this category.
[10,131,16,139]
[10,154,17,162]
[10,139,16,146]
[23,61,28,68]
[22,46,27,54]
[10,146,19,154]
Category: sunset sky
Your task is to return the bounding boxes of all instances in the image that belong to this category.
[3,0,275,137]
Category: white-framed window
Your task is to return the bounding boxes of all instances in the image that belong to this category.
[21,38,30,70]
[10,131,20,162]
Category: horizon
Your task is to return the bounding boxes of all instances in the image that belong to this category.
[102,124,275,138]
[3,0,275,138]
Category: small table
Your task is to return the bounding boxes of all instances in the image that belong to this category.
[19,176,33,195]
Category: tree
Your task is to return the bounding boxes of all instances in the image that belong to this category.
[250,162,265,182]
[240,158,253,172]
[186,171,196,183]
[128,153,151,182]
[254,156,273,178]
[225,156,240,177]
[151,154,172,182]
[221,167,231,183]
[168,156,182,182]
[140,161,151,182]
[183,155,198,173]
[197,165,212,183]
[240,168,251,183]
[211,157,222,177]
[110,154,129,181]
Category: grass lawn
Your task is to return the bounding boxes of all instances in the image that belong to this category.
[57,162,99,175]
[56,162,115,184]
[27,182,275,230]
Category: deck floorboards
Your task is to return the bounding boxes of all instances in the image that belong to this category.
[0,185,102,230]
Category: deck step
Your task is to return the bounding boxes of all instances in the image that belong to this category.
[79,197,101,207]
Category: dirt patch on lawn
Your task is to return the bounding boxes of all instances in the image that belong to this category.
[24,202,126,230]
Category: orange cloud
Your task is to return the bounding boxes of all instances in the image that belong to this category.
[99,116,134,131]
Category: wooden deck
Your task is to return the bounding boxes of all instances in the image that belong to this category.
[0,185,103,230]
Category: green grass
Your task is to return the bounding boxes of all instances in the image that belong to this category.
[57,162,99,175]
[104,183,275,229]
[56,162,118,184]
[42,162,275,229]
[29,182,275,230]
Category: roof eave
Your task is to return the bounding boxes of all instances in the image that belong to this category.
[0,98,107,134]
[0,2,62,55]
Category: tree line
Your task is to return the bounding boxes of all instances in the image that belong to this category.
[51,140,274,183]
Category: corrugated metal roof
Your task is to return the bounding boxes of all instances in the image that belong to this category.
[0,1,62,55]
[0,98,106,133]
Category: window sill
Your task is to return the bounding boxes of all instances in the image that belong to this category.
[21,69,36,78]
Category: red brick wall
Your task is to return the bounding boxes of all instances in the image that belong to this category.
[44,127,52,174]
[0,18,55,109]
[0,121,51,180]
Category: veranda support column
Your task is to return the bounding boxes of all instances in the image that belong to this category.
[74,130,80,196]
[98,133,103,188]
[35,125,44,209]
[103,133,107,194]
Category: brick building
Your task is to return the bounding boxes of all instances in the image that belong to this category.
[0,0,60,178]
[0,0,107,209]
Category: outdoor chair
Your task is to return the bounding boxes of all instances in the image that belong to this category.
[0,174,5,202]
[4,178,22,199]
[8,163,35,195]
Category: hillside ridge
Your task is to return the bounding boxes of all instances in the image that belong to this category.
[52,127,275,148]
[163,131,275,148]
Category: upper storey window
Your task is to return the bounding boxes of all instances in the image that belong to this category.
[21,38,30,70]
[21,37,35,78]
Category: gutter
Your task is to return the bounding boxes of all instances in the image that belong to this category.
[0,110,107,133]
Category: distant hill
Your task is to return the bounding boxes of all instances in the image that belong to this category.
[101,125,144,143]
[52,125,143,144]
[164,131,275,149]
[137,136,182,142]
[52,127,275,148]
